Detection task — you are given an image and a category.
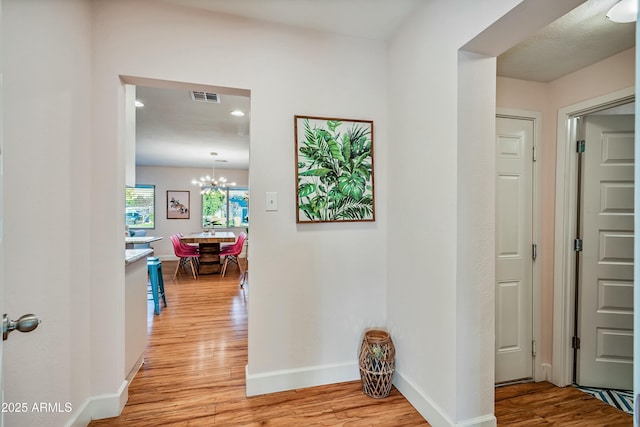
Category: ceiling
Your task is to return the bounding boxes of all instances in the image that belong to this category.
[136,0,635,169]
[136,86,250,169]
[154,0,423,41]
[497,0,635,82]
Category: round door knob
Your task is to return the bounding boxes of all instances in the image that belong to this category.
[3,313,41,341]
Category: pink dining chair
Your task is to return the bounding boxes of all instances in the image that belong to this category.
[175,234,199,255]
[170,234,200,280]
[219,232,247,278]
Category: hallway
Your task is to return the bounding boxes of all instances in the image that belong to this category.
[89,261,631,426]
[89,262,426,426]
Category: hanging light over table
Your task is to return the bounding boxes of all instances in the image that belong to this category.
[192,152,236,194]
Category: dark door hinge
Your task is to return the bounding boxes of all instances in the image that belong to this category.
[574,238,583,252]
[572,336,581,349]
[532,243,537,260]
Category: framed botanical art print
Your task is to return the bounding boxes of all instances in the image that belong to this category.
[167,190,190,219]
[295,115,375,223]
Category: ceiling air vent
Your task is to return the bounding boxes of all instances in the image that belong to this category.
[190,91,220,103]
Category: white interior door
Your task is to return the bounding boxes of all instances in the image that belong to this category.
[495,116,534,383]
[577,114,634,390]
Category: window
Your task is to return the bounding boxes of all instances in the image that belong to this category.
[202,187,249,228]
[125,185,155,229]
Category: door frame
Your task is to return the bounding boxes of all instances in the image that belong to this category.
[552,86,635,387]
[496,108,543,382]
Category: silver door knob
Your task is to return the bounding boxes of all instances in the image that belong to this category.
[2,313,41,341]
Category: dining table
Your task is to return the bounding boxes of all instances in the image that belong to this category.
[179,231,236,274]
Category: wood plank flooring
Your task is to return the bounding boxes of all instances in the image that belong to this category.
[496,382,631,426]
[89,261,632,426]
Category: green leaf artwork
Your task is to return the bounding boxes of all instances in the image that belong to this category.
[295,116,375,222]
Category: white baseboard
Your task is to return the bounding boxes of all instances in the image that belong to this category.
[538,363,552,382]
[64,398,92,427]
[64,380,129,426]
[393,370,453,426]
[245,362,359,397]
[126,356,144,383]
[91,380,129,420]
[455,414,497,427]
[393,370,496,427]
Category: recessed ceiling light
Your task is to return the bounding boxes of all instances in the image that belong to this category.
[230,110,245,117]
[135,100,144,107]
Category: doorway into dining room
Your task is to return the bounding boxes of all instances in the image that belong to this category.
[121,75,251,370]
[123,76,250,264]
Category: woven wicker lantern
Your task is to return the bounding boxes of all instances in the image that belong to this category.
[358,329,396,398]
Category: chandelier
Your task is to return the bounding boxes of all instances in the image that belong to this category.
[192,152,236,194]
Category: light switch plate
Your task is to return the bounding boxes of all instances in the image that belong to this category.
[266,192,278,211]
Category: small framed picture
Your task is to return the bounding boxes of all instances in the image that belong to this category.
[167,190,190,219]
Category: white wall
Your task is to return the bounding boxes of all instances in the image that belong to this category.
[387,2,522,424]
[2,0,93,425]
[92,0,389,400]
[386,1,582,425]
[135,166,248,259]
[457,50,499,423]
[5,1,622,426]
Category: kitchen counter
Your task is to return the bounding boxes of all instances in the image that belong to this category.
[125,236,163,249]
[124,248,152,380]
[125,248,154,265]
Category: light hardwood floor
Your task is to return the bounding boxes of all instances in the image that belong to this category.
[89,261,632,426]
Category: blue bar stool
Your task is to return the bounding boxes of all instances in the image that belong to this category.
[147,257,167,315]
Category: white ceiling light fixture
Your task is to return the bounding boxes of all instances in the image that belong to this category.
[230,110,245,117]
[191,152,236,194]
[606,0,638,23]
